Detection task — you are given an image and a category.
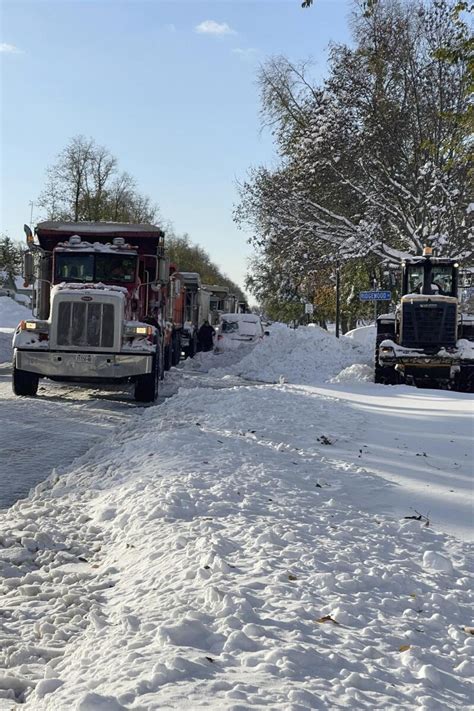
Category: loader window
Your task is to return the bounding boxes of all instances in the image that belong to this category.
[431,265,454,296]
[407,267,423,294]
[407,263,454,295]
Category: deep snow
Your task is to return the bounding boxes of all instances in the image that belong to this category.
[0,296,32,364]
[0,309,472,710]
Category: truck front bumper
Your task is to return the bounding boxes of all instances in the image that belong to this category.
[14,349,153,379]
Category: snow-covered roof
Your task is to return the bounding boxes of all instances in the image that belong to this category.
[220,313,260,322]
[36,221,163,235]
[54,238,138,254]
[203,284,230,296]
[177,272,201,286]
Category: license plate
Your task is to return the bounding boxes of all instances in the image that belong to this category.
[75,354,92,363]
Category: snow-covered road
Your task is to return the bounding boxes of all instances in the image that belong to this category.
[0,364,149,509]
[285,382,474,542]
[0,320,472,710]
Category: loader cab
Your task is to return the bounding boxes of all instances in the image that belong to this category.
[401,248,458,298]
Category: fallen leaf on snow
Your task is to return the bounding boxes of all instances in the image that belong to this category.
[399,644,411,652]
[317,615,340,625]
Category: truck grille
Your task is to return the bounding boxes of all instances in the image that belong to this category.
[57,301,115,349]
[401,302,457,348]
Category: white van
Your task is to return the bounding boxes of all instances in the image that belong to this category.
[214,313,264,352]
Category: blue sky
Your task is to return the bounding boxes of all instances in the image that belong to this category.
[1,0,353,292]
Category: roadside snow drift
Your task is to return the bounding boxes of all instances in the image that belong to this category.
[0,296,32,364]
[213,324,372,385]
[0,381,472,710]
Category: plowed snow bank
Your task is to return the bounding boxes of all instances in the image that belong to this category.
[0,296,31,329]
[215,324,371,385]
[0,296,32,363]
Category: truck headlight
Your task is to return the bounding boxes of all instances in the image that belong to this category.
[380,346,395,355]
[124,324,153,337]
[20,320,49,333]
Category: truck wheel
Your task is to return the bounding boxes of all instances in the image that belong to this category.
[172,333,181,366]
[188,334,197,359]
[134,354,159,403]
[12,365,39,397]
[164,344,172,371]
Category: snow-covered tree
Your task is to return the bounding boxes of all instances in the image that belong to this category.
[0,235,23,278]
[236,0,472,303]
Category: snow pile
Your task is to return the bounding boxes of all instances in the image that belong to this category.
[0,296,32,363]
[330,362,374,383]
[0,296,31,329]
[344,324,376,348]
[215,324,371,385]
[0,383,471,710]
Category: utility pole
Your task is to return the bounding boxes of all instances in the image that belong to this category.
[29,201,34,227]
[335,262,341,338]
[373,277,378,323]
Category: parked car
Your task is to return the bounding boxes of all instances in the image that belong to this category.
[214,313,265,352]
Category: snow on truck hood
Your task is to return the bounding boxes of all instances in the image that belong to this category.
[52,282,128,297]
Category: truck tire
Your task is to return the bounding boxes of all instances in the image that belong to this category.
[164,343,172,372]
[172,333,181,366]
[188,333,197,359]
[12,365,39,397]
[134,353,159,403]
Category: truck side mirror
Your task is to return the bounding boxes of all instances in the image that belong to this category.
[23,252,35,286]
[24,224,34,247]
[158,257,170,284]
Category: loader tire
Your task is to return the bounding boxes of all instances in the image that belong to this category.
[12,365,39,397]
[374,348,399,385]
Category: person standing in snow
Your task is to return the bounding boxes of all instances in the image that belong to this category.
[198,320,215,352]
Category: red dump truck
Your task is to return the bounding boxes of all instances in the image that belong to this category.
[13,221,171,402]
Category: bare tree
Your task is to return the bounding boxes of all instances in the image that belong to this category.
[37,136,158,224]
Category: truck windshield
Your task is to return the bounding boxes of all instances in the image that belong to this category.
[95,255,137,283]
[55,253,137,284]
[55,254,94,282]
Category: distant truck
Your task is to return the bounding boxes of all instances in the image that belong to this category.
[13,221,172,402]
[375,247,474,391]
[171,272,211,358]
[203,284,248,325]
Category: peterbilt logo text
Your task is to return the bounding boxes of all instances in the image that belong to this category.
[81,296,93,301]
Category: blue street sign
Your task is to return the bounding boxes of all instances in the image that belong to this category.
[359,290,392,301]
